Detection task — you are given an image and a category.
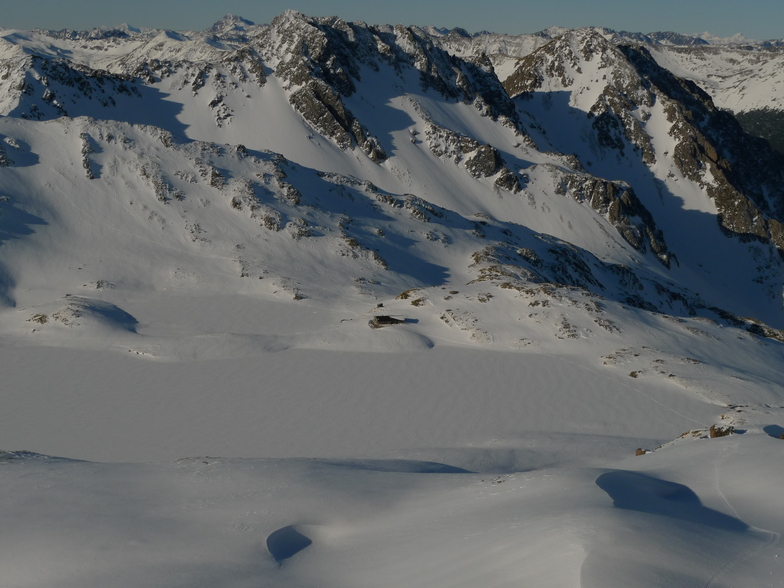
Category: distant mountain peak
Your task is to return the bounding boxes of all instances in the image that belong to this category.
[695,31,754,44]
[209,14,256,32]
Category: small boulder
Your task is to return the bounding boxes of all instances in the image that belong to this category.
[368,315,405,329]
[709,425,735,438]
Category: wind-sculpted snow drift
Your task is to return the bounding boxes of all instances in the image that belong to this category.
[0,12,783,588]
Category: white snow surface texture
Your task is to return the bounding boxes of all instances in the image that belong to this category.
[0,12,783,588]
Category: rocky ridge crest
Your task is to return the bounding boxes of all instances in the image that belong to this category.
[504,30,784,256]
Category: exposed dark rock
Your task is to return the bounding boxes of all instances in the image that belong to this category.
[618,44,784,250]
[465,144,503,177]
[425,122,521,191]
[709,424,735,438]
[561,173,670,266]
[289,80,386,161]
[260,11,531,161]
[494,168,522,192]
[369,315,406,328]
[222,46,266,86]
[0,143,13,167]
[504,29,784,256]
[12,56,140,121]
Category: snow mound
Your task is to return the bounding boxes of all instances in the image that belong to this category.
[23,295,137,334]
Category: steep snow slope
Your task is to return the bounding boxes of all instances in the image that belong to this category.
[504,29,784,323]
[0,13,783,588]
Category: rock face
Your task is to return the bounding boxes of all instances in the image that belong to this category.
[424,122,521,192]
[617,44,784,245]
[0,56,141,120]
[255,12,386,161]
[254,11,529,161]
[503,29,784,256]
[559,173,671,267]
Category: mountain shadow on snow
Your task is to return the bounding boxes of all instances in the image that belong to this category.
[596,470,747,532]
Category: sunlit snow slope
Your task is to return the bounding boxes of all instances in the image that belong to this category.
[1,12,783,588]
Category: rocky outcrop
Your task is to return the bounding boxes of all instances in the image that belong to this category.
[504,29,784,255]
[627,44,784,249]
[425,122,521,192]
[289,79,386,162]
[3,56,140,120]
[257,11,531,161]
[504,31,656,163]
[256,12,390,160]
[559,172,671,266]
[467,236,702,317]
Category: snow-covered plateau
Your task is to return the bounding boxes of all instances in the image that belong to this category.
[1,12,783,587]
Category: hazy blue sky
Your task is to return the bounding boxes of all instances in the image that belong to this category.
[1,0,782,39]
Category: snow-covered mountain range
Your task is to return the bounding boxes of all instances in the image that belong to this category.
[430,23,784,152]
[1,12,783,587]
